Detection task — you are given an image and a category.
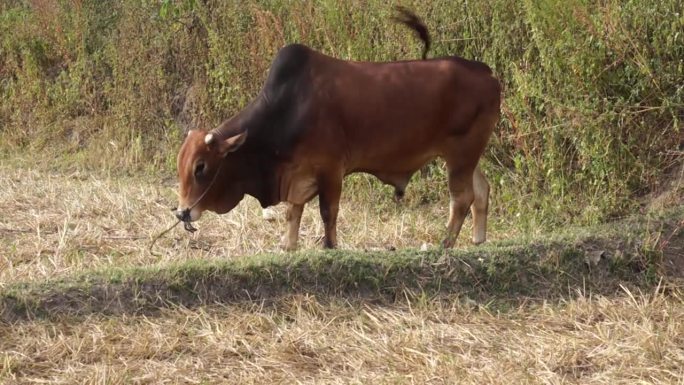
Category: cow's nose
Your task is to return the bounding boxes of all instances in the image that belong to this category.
[175,209,191,222]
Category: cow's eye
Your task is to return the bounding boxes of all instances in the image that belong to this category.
[194,162,205,179]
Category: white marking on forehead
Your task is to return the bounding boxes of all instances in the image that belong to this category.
[204,133,214,145]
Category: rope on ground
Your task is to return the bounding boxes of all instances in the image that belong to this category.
[148,219,182,256]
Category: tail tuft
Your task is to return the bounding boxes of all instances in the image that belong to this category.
[392,6,431,60]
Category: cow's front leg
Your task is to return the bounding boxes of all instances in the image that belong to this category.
[318,174,343,249]
[281,203,304,251]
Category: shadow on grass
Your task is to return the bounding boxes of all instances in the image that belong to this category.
[5,216,680,324]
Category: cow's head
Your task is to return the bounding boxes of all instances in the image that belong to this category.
[175,129,247,222]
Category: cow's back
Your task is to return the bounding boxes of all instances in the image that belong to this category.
[295,52,500,173]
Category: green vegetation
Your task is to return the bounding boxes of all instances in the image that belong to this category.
[1,0,682,232]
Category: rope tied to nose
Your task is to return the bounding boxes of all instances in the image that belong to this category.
[148,158,224,256]
[148,218,181,256]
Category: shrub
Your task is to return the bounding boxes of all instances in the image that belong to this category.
[0,0,681,229]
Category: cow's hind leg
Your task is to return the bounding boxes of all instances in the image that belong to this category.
[281,203,304,251]
[470,166,489,245]
[318,173,343,249]
[443,163,475,248]
[443,104,499,247]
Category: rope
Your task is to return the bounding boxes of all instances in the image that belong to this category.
[148,159,224,256]
[148,219,181,256]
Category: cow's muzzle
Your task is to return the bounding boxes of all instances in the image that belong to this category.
[173,208,196,233]
[174,208,191,222]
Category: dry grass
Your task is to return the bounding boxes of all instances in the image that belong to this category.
[0,161,513,286]
[2,161,683,384]
[1,290,683,384]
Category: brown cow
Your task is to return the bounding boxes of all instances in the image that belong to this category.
[175,9,501,250]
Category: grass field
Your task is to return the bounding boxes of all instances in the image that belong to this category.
[1,159,683,384]
[1,1,683,383]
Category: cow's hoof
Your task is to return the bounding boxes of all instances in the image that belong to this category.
[281,243,298,252]
[322,238,337,249]
[314,235,337,249]
[280,235,297,251]
[472,237,486,245]
[441,238,454,248]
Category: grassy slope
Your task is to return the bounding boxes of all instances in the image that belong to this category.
[3,207,682,322]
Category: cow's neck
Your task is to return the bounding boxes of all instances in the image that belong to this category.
[216,91,296,208]
[236,150,279,208]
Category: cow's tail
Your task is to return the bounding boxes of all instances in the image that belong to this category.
[392,6,431,60]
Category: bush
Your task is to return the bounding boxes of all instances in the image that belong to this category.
[0,0,681,229]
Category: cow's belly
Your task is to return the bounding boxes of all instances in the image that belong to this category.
[348,145,439,175]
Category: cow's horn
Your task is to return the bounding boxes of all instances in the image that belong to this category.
[204,133,214,145]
